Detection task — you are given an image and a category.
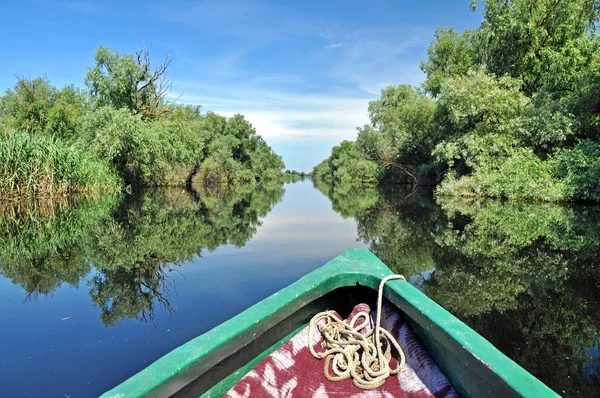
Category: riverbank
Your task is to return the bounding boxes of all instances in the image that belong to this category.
[313,1,600,203]
[0,46,286,200]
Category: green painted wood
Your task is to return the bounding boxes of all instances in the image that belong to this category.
[101,248,559,398]
[201,324,306,397]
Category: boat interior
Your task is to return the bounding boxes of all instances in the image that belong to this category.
[173,284,523,398]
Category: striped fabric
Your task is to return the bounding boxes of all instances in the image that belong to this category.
[225,301,459,397]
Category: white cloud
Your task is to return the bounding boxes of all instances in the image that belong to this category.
[321,28,429,93]
[161,8,430,143]
[171,86,371,141]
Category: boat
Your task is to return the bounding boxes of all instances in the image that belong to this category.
[101,248,559,397]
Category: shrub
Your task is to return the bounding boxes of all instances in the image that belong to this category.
[550,141,600,201]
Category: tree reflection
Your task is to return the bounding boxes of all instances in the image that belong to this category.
[0,196,116,299]
[0,182,284,326]
[85,183,284,326]
[317,182,600,396]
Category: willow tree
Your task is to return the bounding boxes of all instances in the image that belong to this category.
[420,28,477,97]
[473,0,600,95]
[85,45,175,120]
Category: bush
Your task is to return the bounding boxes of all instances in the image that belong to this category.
[437,150,565,201]
[486,150,564,201]
[79,107,172,186]
[550,141,600,201]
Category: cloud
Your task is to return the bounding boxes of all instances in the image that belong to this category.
[160,4,429,145]
[320,27,429,94]
[170,82,372,141]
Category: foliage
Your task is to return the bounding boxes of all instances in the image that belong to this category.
[366,85,436,169]
[0,130,120,199]
[313,140,379,184]
[0,183,284,325]
[196,113,285,184]
[0,77,86,139]
[319,183,600,395]
[79,106,169,186]
[420,28,477,96]
[550,140,600,201]
[433,70,529,172]
[85,46,174,120]
[0,45,285,198]
[314,86,435,185]
[474,0,600,95]
[315,0,600,202]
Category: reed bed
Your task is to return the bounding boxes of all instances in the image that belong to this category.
[0,130,120,200]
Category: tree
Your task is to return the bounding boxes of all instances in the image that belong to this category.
[0,76,55,133]
[421,28,477,96]
[433,69,529,173]
[45,85,87,140]
[0,77,87,139]
[367,85,436,166]
[474,0,600,95]
[85,45,175,120]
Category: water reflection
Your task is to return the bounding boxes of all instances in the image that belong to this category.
[0,183,284,327]
[314,180,600,396]
[3,180,599,396]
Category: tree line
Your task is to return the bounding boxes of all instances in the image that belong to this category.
[313,0,600,202]
[0,46,285,199]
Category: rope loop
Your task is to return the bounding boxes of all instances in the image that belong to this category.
[308,275,406,390]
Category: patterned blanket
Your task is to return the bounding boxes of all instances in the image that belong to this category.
[225,301,459,397]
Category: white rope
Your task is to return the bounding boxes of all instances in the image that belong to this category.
[308,275,406,390]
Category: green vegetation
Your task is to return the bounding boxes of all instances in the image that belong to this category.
[283,169,309,183]
[316,182,600,395]
[0,46,285,199]
[314,0,600,202]
[0,183,284,325]
[284,169,307,177]
[0,131,119,199]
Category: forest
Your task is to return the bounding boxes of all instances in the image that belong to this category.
[313,0,600,202]
[0,46,285,199]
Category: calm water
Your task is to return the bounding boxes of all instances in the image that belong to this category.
[0,180,598,397]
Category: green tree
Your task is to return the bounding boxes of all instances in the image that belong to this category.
[0,77,87,140]
[433,70,528,174]
[85,45,174,120]
[474,0,600,95]
[363,85,437,182]
[45,85,87,141]
[421,27,477,96]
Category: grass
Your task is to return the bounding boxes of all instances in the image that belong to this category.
[0,130,120,200]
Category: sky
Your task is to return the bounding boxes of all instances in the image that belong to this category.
[0,0,483,171]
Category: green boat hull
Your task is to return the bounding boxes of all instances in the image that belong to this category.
[101,248,559,397]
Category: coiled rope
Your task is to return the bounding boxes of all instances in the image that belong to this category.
[308,275,406,390]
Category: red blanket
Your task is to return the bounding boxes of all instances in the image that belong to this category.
[225,301,459,397]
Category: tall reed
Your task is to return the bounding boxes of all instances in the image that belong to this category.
[0,130,120,199]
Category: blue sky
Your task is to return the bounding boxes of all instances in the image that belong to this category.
[0,0,482,171]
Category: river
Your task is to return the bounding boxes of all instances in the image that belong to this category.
[0,179,598,396]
